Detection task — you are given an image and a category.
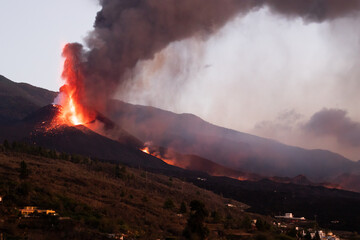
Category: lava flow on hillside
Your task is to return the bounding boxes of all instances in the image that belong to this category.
[140,143,260,181]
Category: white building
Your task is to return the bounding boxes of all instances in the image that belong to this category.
[275,212,306,221]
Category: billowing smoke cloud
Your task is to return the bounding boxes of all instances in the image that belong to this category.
[69,0,256,111]
[265,0,360,21]
[252,108,360,160]
[64,0,360,112]
[303,109,360,147]
[255,110,303,134]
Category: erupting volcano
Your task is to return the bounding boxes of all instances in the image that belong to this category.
[55,43,95,127]
[37,0,360,194]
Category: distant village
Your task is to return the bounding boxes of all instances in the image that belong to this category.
[274,213,341,240]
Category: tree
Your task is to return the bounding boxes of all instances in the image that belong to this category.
[49,149,57,159]
[3,139,10,149]
[314,231,321,240]
[179,201,187,214]
[11,141,18,150]
[211,211,222,223]
[241,215,252,231]
[19,160,29,179]
[183,200,209,240]
[115,164,127,179]
[256,219,271,232]
[17,182,30,196]
[115,164,120,178]
[287,227,298,238]
[304,231,312,240]
[163,199,175,210]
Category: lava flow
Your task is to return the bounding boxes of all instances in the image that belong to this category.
[140,146,175,165]
[140,146,151,155]
[55,43,95,127]
[140,146,251,182]
[140,146,188,168]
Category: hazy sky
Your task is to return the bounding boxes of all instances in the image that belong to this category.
[117,7,360,160]
[0,0,100,91]
[1,1,360,160]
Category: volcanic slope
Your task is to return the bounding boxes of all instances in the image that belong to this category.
[0,104,175,171]
[0,75,57,123]
[0,98,334,190]
[106,100,360,182]
[1,76,358,184]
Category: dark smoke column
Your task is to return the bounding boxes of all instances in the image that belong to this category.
[64,0,360,112]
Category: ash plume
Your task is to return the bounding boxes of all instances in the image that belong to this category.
[63,0,360,112]
[303,108,360,147]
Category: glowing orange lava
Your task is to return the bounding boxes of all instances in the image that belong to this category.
[140,146,186,168]
[237,176,247,181]
[140,146,178,165]
[140,147,150,155]
[140,146,249,182]
[55,43,94,126]
[58,92,88,126]
[69,97,80,125]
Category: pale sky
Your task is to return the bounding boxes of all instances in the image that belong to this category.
[0,0,100,91]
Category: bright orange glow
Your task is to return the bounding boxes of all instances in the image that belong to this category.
[161,158,178,166]
[237,177,247,181]
[140,147,150,155]
[140,146,179,166]
[54,43,95,127]
[56,85,92,126]
[140,146,249,182]
[60,94,84,126]
[69,97,80,125]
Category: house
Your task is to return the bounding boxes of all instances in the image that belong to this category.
[275,212,306,221]
[20,206,37,215]
[20,206,57,217]
[107,233,124,239]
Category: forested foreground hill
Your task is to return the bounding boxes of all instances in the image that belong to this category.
[0,144,281,240]
[0,146,360,239]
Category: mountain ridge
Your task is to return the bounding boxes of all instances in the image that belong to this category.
[0,75,359,191]
[106,100,359,182]
[0,75,57,123]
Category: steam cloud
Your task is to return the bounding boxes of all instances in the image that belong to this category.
[64,0,360,112]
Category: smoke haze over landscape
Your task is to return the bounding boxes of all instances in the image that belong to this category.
[110,3,360,160]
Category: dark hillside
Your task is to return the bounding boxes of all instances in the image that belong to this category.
[0,75,56,123]
[0,150,250,239]
[190,175,360,232]
[0,105,177,172]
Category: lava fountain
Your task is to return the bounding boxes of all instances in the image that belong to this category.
[56,43,95,126]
